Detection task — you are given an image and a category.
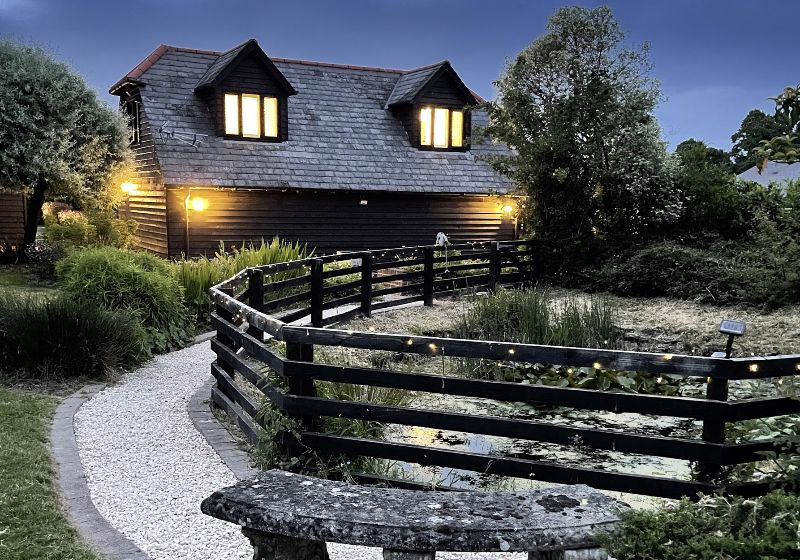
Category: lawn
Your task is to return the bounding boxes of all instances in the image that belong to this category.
[0,265,59,298]
[0,388,99,560]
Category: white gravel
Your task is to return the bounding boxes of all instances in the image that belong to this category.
[74,341,526,560]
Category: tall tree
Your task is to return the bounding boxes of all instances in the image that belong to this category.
[730,109,789,173]
[0,41,130,248]
[755,85,800,170]
[484,6,680,267]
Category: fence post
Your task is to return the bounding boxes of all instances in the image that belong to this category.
[698,372,729,483]
[360,252,373,317]
[488,241,501,292]
[423,246,435,307]
[246,268,265,340]
[310,258,324,328]
[213,286,237,379]
[285,341,315,430]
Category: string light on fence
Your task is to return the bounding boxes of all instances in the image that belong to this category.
[662,354,673,361]
[406,338,414,346]
[508,348,516,355]
[796,363,800,371]
[656,377,663,384]
[567,368,574,374]
[593,362,602,370]
[749,363,759,374]
[429,343,438,353]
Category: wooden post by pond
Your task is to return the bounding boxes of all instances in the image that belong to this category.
[488,241,501,292]
[360,252,373,317]
[246,268,265,341]
[423,246,434,307]
[310,258,324,328]
[698,375,729,483]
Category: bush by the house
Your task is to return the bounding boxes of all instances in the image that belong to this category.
[601,491,800,560]
[42,203,136,249]
[0,294,145,378]
[56,246,192,354]
[173,238,307,324]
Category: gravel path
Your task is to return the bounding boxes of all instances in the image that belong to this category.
[74,341,525,560]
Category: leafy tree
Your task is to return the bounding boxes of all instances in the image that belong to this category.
[755,85,800,170]
[0,41,130,249]
[484,6,680,268]
[730,109,789,173]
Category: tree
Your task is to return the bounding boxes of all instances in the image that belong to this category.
[730,109,789,173]
[0,41,130,248]
[483,6,680,268]
[755,85,800,170]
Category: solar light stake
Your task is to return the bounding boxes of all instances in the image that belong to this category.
[718,319,746,359]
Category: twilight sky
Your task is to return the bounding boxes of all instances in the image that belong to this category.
[0,0,796,150]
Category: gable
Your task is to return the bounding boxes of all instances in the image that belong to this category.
[418,71,473,107]
[194,39,296,96]
[221,52,287,96]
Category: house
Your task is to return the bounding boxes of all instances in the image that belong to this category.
[738,162,800,192]
[111,39,516,257]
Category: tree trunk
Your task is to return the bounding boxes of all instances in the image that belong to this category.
[23,180,47,247]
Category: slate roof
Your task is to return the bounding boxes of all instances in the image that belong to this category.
[118,44,513,194]
[194,41,251,90]
[384,62,445,107]
[738,162,800,191]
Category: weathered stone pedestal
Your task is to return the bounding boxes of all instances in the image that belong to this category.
[201,470,623,560]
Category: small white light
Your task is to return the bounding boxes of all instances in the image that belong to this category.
[749,363,759,374]
[429,343,437,352]
[406,339,414,346]
[593,362,602,370]
[508,348,515,355]
[663,354,673,361]
[567,368,574,374]
[656,377,663,384]
[368,326,376,332]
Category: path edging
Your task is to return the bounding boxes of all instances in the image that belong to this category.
[51,384,151,560]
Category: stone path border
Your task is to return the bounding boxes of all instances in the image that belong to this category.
[187,378,257,480]
[51,383,151,560]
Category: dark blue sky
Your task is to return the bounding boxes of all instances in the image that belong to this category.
[1,0,796,150]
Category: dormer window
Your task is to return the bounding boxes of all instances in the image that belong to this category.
[419,107,464,149]
[224,93,279,140]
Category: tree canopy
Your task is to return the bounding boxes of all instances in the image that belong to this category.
[484,6,680,267]
[0,41,130,246]
[730,109,789,173]
[754,85,800,170]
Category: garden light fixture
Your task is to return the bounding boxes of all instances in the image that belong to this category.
[718,319,746,359]
[120,181,138,194]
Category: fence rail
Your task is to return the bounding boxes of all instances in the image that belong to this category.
[208,241,800,500]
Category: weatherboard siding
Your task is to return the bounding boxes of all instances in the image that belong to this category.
[0,193,25,249]
[165,188,514,257]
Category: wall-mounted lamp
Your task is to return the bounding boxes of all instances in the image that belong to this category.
[184,193,208,255]
[502,204,514,214]
[121,181,139,194]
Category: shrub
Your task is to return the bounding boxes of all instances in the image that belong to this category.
[56,246,191,353]
[0,294,145,378]
[44,210,96,246]
[602,491,800,560]
[23,240,68,279]
[172,238,308,325]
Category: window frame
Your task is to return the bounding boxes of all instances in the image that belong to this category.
[222,91,283,142]
[123,99,141,145]
[417,105,468,151]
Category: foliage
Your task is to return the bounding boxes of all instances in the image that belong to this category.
[484,6,681,270]
[23,240,68,279]
[0,294,145,379]
[755,85,800,170]
[0,389,101,560]
[601,491,800,560]
[56,246,191,354]
[731,109,790,173]
[0,41,131,247]
[172,238,308,324]
[42,204,137,249]
[44,209,95,246]
[455,288,620,348]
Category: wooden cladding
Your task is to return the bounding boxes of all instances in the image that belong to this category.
[119,189,169,256]
[0,193,25,249]
[165,188,515,257]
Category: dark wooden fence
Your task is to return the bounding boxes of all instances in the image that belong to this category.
[209,240,800,499]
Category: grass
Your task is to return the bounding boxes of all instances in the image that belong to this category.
[0,265,59,298]
[0,388,99,560]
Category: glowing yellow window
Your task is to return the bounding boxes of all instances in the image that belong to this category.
[224,94,239,135]
[419,107,432,146]
[263,97,278,138]
[433,108,449,148]
[451,110,463,148]
[241,94,261,138]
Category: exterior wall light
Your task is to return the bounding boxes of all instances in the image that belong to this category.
[502,204,514,214]
[184,192,209,255]
[121,181,139,194]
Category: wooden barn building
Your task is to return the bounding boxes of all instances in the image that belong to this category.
[111,39,516,257]
[0,193,26,255]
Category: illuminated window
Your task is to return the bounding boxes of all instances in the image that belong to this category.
[433,108,449,148]
[263,96,278,138]
[418,106,466,149]
[419,107,432,146]
[241,94,261,138]
[224,94,239,135]
[451,110,463,148]
[223,93,282,140]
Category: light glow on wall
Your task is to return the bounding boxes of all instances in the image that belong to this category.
[419,107,432,146]
[264,96,278,138]
[241,94,261,138]
[224,94,239,135]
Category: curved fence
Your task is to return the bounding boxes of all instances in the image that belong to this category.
[209,240,800,499]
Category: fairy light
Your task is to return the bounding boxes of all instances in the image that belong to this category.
[749,363,759,374]
[796,363,800,371]
[508,348,515,355]
[406,338,414,346]
[567,368,574,374]
[662,354,673,361]
[429,343,438,353]
[593,362,602,370]
[707,377,712,384]
[368,325,376,332]
[656,377,663,383]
